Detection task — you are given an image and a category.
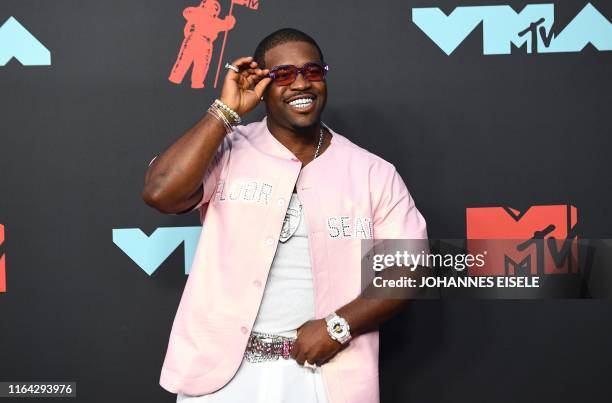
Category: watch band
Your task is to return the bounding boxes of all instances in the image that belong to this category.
[325,312,352,344]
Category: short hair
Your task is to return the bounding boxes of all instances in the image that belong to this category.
[253,28,325,69]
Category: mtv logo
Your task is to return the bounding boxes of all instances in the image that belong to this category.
[466,205,578,276]
[0,17,51,66]
[412,3,612,55]
[232,0,259,10]
[1,224,6,292]
[112,227,202,275]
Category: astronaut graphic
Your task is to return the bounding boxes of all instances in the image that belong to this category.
[169,0,236,89]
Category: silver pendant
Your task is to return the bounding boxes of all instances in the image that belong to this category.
[279,201,302,243]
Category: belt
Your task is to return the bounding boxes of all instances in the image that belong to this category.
[244,331,296,363]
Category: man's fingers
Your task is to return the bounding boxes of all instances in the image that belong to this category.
[254,77,272,98]
[244,74,257,89]
[295,351,306,366]
[226,56,256,79]
[234,58,259,73]
[239,68,262,77]
[230,56,254,68]
[241,69,270,92]
[237,67,263,83]
[290,343,299,360]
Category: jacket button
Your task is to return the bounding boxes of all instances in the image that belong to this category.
[253,280,262,288]
[265,237,274,246]
[277,198,285,207]
[241,326,248,334]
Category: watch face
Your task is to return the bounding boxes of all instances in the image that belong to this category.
[329,318,349,339]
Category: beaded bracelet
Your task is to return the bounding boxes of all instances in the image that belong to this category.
[206,99,241,134]
[213,99,241,125]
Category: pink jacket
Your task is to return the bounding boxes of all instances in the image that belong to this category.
[159,117,428,403]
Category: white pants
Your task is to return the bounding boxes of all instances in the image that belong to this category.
[176,356,329,403]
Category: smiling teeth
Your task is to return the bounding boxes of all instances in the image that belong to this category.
[289,98,313,108]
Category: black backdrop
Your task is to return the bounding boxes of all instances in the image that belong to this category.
[1,1,611,402]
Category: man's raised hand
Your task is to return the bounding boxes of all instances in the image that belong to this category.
[219,56,271,117]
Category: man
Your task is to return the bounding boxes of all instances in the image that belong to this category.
[143,28,427,403]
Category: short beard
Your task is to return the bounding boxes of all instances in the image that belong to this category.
[268,109,322,137]
[289,119,319,135]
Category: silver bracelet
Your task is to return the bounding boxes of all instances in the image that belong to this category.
[207,103,233,134]
[214,99,241,125]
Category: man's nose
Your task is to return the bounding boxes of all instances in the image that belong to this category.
[290,71,311,90]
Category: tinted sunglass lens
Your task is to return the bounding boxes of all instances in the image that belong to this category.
[303,65,323,81]
[273,66,297,85]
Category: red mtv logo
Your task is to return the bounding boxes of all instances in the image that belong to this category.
[169,0,260,89]
[466,205,578,276]
[1,224,5,292]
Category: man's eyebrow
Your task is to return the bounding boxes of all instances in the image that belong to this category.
[270,60,321,68]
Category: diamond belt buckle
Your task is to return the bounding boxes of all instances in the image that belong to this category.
[281,339,292,359]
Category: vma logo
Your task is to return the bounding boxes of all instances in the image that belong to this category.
[466,205,578,276]
[113,227,202,275]
[412,3,612,55]
[1,224,6,293]
[0,17,51,66]
[169,0,259,89]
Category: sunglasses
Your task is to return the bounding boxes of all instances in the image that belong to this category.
[266,62,329,86]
